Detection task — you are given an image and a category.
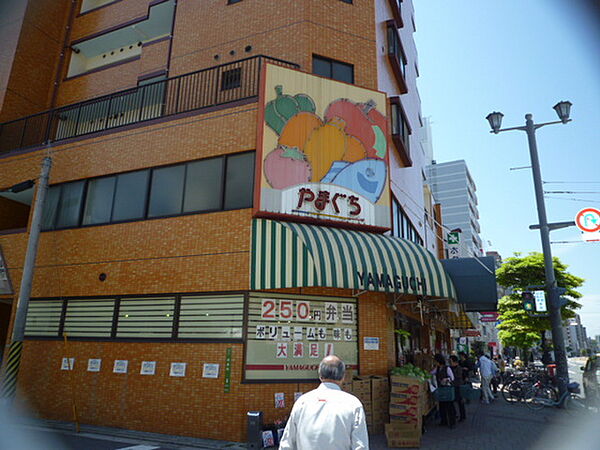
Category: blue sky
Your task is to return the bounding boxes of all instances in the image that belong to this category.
[414,1,600,338]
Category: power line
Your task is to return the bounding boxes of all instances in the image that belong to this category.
[545,196,600,204]
[544,190,600,194]
[543,181,600,184]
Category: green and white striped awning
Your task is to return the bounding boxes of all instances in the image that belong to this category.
[251,219,456,299]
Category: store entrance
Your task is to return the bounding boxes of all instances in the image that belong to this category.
[0,300,12,366]
[394,313,424,368]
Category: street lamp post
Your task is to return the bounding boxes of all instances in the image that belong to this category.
[486,101,572,396]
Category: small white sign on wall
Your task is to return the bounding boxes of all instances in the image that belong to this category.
[140,361,156,375]
[61,357,75,370]
[87,359,102,372]
[170,362,187,377]
[202,363,220,378]
[113,360,128,374]
[363,337,380,351]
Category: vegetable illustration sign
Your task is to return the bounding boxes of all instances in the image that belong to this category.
[256,64,391,230]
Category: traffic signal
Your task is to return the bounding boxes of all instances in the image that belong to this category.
[522,292,535,311]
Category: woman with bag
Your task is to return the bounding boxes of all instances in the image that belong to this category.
[432,354,456,428]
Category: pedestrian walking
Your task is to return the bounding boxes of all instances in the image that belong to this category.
[449,355,466,422]
[279,355,369,450]
[477,352,497,404]
[432,354,456,428]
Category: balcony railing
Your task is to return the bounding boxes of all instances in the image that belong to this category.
[0,55,298,155]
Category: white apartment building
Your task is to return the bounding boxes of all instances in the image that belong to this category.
[425,160,483,257]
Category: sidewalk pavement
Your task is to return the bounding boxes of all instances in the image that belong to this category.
[13,394,598,449]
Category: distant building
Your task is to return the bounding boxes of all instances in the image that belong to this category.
[425,160,483,258]
[564,314,589,356]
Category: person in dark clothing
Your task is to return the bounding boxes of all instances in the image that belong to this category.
[450,355,466,422]
[432,353,456,428]
[458,351,474,382]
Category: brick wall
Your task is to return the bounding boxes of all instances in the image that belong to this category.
[0,0,70,122]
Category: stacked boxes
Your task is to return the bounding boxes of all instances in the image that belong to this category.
[386,375,424,447]
[370,376,390,434]
[352,376,372,423]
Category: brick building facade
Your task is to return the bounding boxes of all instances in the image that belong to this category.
[0,0,461,441]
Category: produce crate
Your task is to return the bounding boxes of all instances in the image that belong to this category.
[385,423,421,448]
[390,392,420,406]
[390,375,422,395]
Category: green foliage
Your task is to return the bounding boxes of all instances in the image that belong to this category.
[496,252,584,349]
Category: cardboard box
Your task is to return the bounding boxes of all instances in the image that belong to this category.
[385,423,421,448]
[370,375,389,395]
[390,414,421,425]
[352,376,371,396]
[368,421,385,435]
[390,375,422,395]
[389,403,420,417]
[390,392,420,406]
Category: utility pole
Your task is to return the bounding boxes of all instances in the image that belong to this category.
[486,102,572,396]
[1,156,52,402]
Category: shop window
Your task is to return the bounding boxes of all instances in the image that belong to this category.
[64,299,115,337]
[116,297,176,338]
[183,158,224,213]
[83,176,116,225]
[178,295,244,339]
[55,181,85,229]
[312,55,354,84]
[148,164,185,217]
[24,300,63,337]
[221,68,242,90]
[112,170,150,222]
[224,152,255,210]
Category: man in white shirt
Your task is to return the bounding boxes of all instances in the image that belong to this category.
[278,355,369,450]
[477,352,498,404]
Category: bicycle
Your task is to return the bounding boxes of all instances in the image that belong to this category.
[526,381,587,413]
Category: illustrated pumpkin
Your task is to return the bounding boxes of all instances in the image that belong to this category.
[265,85,316,135]
[263,145,311,189]
[303,118,348,182]
[278,112,323,151]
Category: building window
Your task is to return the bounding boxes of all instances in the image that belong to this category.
[339,0,353,3]
[41,152,255,231]
[389,97,411,166]
[392,198,423,246]
[24,294,245,342]
[386,22,408,94]
[221,68,242,90]
[227,0,243,4]
[312,55,354,84]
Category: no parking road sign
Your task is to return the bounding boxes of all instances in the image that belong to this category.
[575,207,600,242]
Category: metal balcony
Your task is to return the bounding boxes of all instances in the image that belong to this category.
[0,55,298,155]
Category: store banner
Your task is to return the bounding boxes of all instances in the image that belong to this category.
[245,294,358,381]
[255,63,391,231]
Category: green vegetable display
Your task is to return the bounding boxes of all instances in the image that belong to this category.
[265,85,316,135]
[390,363,431,382]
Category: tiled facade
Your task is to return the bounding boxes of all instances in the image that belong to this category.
[0,0,452,442]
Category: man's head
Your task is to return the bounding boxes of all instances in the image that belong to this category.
[319,355,346,384]
[434,353,446,367]
[458,351,467,360]
[449,355,459,366]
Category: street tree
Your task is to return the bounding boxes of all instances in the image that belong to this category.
[496,252,584,357]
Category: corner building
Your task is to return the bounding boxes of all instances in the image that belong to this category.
[0,0,467,441]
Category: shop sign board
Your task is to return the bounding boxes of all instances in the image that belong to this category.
[245,294,358,381]
[479,312,499,323]
[255,63,391,231]
[463,330,481,337]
